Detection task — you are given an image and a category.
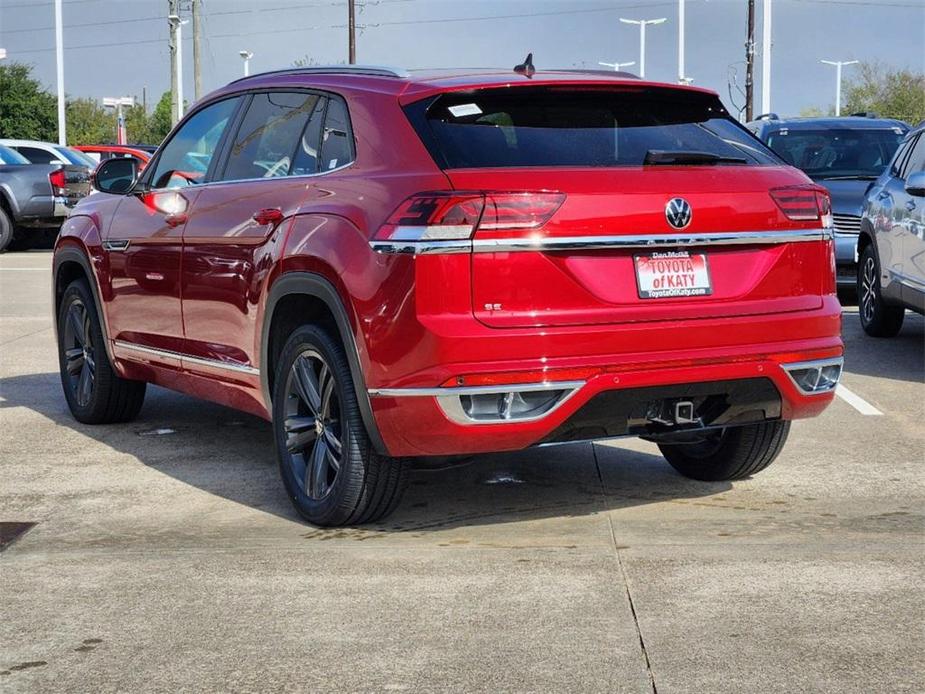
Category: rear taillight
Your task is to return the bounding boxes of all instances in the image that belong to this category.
[49,168,67,195]
[375,192,564,242]
[770,185,832,226]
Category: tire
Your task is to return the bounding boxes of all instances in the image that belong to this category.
[858,244,904,337]
[0,206,13,253]
[657,421,791,482]
[272,324,409,527]
[57,279,146,424]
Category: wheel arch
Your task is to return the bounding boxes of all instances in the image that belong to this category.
[53,244,116,365]
[261,271,387,455]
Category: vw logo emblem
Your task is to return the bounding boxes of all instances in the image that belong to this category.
[665,198,693,229]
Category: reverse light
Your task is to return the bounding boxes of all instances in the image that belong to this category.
[375,191,565,243]
[49,168,67,196]
[770,185,832,226]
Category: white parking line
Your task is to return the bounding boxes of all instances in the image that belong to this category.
[0,268,49,271]
[835,384,883,416]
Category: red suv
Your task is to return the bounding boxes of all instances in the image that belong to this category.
[53,66,843,526]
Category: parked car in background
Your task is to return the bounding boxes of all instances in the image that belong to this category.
[748,115,908,288]
[73,145,152,169]
[856,123,925,336]
[0,138,98,169]
[54,66,843,526]
[0,144,91,252]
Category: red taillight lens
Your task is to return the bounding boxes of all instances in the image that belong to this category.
[375,191,564,242]
[49,168,67,193]
[770,185,831,224]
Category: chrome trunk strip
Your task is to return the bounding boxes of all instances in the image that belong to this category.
[370,228,833,255]
[113,340,260,376]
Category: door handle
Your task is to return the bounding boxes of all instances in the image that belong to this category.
[164,213,187,228]
[253,208,284,226]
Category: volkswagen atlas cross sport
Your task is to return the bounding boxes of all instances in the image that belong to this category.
[53,65,843,527]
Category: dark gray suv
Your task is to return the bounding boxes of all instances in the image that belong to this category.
[857,124,925,336]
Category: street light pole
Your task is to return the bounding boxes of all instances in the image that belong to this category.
[761,0,772,115]
[598,60,635,72]
[54,0,66,145]
[103,97,135,145]
[619,17,667,80]
[168,14,189,121]
[821,59,858,116]
[239,50,253,77]
[678,0,685,84]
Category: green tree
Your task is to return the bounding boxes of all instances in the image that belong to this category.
[146,91,173,144]
[66,97,116,144]
[843,62,925,125]
[799,105,833,118]
[124,103,151,144]
[0,62,57,140]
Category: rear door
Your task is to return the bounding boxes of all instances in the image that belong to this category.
[179,90,333,374]
[897,133,925,304]
[408,86,831,329]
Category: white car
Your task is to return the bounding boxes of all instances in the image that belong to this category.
[0,139,96,169]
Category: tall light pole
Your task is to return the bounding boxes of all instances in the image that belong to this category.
[103,97,135,145]
[239,50,253,77]
[619,17,667,80]
[821,59,858,116]
[598,60,635,72]
[168,14,189,121]
[54,0,66,145]
[678,0,689,84]
[761,0,772,114]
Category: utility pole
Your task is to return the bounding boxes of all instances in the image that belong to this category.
[619,17,667,80]
[821,59,858,116]
[54,0,66,145]
[169,11,189,122]
[745,0,755,121]
[169,0,179,126]
[348,0,356,64]
[760,0,772,115]
[192,0,202,101]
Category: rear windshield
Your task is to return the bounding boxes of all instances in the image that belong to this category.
[407,87,778,169]
[765,128,904,179]
[56,147,95,167]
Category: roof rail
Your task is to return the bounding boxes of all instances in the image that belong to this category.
[754,112,779,121]
[849,111,878,119]
[230,64,410,84]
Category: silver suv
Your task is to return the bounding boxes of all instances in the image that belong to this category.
[857,124,925,336]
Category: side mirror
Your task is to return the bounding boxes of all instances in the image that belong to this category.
[905,171,925,197]
[93,157,139,194]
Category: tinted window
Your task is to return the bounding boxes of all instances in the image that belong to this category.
[15,146,58,164]
[222,92,321,181]
[903,134,925,177]
[290,98,327,175]
[889,137,913,178]
[319,96,354,171]
[413,88,776,169]
[765,128,903,179]
[149,97,239,189]
[0,145,29,165]
[58,147,96,166]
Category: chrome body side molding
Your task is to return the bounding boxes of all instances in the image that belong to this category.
[113,340,260,376]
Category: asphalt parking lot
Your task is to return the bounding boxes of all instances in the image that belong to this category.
[1,249,922,693]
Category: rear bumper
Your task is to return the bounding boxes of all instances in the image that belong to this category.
[368,297,843,457]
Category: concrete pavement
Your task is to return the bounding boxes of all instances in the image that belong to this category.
[1,250,922,692]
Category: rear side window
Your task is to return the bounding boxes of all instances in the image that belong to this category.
[408,87,777,169]
[15,146,58,164]
[902,134,925,177]
[319,97,354,171]
[222,92,321,180]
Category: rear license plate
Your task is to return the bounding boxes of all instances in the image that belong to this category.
[634,251,712,299]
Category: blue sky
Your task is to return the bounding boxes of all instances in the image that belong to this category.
[1,0,923,119]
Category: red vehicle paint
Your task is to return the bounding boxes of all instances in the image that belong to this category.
[53,67,842,526]
[73,145,152,168]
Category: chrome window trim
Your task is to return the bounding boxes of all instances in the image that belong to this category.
[369,381,585,426]
[371,228,833,255]
[113,340,260,376]
[781,357,844,396]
